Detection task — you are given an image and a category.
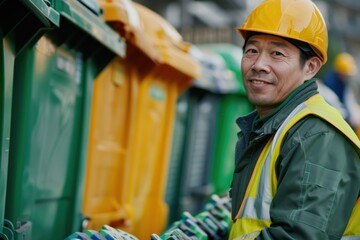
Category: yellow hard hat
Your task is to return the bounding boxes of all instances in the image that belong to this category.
[237,0,328,64]
[334,52,357,76]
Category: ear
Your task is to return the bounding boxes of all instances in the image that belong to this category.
[304,56,322,79]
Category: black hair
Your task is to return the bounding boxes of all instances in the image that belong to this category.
[284,37,319,66]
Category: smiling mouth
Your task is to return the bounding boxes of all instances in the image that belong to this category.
[250,79,269,85]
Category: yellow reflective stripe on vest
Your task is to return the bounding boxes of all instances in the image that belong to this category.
[230,94,360,239]
[235,137,273,221]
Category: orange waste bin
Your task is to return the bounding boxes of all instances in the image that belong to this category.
[124,3,201,238]
[82,0,159,232]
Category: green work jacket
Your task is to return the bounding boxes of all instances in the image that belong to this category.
[231,79,360,239]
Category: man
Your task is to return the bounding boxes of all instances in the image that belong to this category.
[229,0,360,239]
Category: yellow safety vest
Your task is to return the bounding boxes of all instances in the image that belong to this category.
[229,94,360,240]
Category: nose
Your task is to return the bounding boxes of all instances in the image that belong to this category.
[251,53,270,73]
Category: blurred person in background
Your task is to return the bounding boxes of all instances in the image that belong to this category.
[316,79,347,118]
[229,0,360,239]
[323,52,360,130]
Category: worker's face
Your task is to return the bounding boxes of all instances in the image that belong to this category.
[242,34,316,117]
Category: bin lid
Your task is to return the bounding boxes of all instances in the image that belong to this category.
[78,0,102,15]
[190,46,238,94]
[132,2,183,49]
[26,0,60,26]
[96,0,160,62]
[97,0,141,28]
[133,2,201,82]
[57,0,125,57]
[198,44,247,95]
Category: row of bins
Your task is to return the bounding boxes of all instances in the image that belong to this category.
[0,0,254,239]
[0,0,201,239]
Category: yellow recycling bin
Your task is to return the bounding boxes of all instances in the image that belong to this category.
[82,0,159,232]
[125,3,201,238]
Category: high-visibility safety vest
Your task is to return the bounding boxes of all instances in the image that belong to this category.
[229,94,360,240]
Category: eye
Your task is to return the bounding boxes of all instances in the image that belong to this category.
[244,48,258,55]
[272,51,285,57]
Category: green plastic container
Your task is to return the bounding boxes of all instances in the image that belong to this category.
[165,45,254,223]
[0,1,59,239]
[199,44,254,196]
[165,92,191,224]
[4,0,125,239]
[166,47,231,222]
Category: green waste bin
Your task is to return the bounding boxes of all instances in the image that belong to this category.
[4,0,125,239]
[166,45,254,223]
[0,1,59,239]
[165,47,232,222]
[199,44,254,196]
[165,92,191,224]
